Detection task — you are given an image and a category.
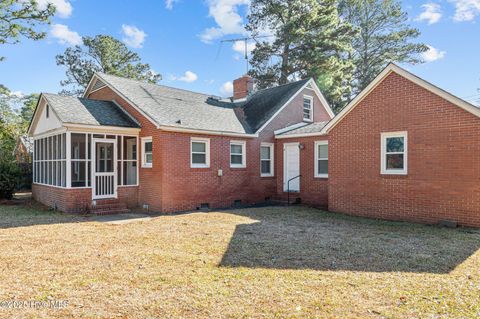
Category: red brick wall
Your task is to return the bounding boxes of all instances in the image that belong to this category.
[32,184,138,213]
[276,136,329,209]
[328,72,480,227]
[84,83,334,213]
[88,87,163,211]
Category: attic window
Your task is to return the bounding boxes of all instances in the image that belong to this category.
[46,105,49,118]
[303,95,313,122]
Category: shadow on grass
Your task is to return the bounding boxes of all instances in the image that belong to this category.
[219,206,480,273]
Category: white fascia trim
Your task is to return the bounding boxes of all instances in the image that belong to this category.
[158,125,258,138]
[85,73,160,128]
[322,63,480,134]
[274,122,309,135]
[28,95,64,136]
[32,127,68,140]
[307,79,335,119]
[275,131,328,139]
[63,123,141,134]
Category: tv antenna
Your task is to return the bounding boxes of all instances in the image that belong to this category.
[220,35,272,73]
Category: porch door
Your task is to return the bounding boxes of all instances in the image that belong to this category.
[283,143,300,192]
[93,140,117,199]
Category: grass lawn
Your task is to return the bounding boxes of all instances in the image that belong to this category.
[0,202,479,318]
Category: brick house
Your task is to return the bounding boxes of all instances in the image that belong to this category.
[28,64,480,227]
[28,72,333,214]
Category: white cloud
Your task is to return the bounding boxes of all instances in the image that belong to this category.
[449,0,480,21]
[220,81,233,96]
[121,25,146,49]
[416,3,442,24]
[37,0,73,18]
[172,71,198,83]
[422,45,446,62]
[232,40,256,54]
[165,0,179,10]
[200,0,250,43]
[50,24,82,45]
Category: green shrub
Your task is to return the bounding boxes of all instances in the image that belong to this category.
[0,161,21,200]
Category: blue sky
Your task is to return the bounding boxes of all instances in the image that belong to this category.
[0,0,479,105]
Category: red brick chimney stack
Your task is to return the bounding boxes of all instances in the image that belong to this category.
[233,75,254,100]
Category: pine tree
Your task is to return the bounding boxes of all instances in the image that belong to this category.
[246,0,355,112]
[56,35,161,96]
[339,0,428,94]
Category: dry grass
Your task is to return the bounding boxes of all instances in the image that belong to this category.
[0,203,479,318]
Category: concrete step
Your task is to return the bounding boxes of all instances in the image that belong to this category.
[89,208,131,216]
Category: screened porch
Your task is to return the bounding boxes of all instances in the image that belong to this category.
[33,132,139,199]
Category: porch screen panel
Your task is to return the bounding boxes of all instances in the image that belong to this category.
[71,133,87,187]
[116,136,138,186]
[122,136,137,185]
[33,133,67,187]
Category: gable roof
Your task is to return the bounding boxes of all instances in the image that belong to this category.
[237,79,310,132]
[42,94,140,128]
[85,73,331,136]
[93,73,249,134]
[322,63,480,133]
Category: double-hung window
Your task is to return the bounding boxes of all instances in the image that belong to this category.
[141,137,152,168]
[315,141,328,178]
[381,132,407,175]
[191,138,210,168]
[303,95,313,121]
[260,143,274,177]
[230,141,246,168]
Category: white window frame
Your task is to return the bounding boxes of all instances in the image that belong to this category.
[230,140,246,168]
[381,131,408,175]
[303,95,314,122]
[191,137,210,168]
[314,140,328,178]
[141,136,153,168]
[260,142,274,177]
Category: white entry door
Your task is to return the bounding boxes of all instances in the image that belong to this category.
[283,143,300,192]
[92,140,117,199]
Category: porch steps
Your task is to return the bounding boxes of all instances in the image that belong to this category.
[89,200,130,215]
[270,195,302,206]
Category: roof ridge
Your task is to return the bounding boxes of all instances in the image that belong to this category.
[96,72,212,98]
[251,78,310,95]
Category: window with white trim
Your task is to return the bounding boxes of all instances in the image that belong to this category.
[141,137,152,168]
[191,138,210,168]
[260,143,274,176]
[314,141,328,178]
[230,140,246,168]
[303,95,313,121]
[381,132,407,175]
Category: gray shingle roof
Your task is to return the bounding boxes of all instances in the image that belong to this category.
[277,121,329,136]
[96,73,248,134]
[43,94,139,128]
[96,73,311,134]
[237,79,310,133]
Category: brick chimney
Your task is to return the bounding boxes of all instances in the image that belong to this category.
[233,75,254,100]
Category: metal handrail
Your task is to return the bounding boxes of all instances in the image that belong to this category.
[287,174,301,206]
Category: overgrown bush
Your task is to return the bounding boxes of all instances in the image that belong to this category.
[16,162,32,190]
[0,160,21,200]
